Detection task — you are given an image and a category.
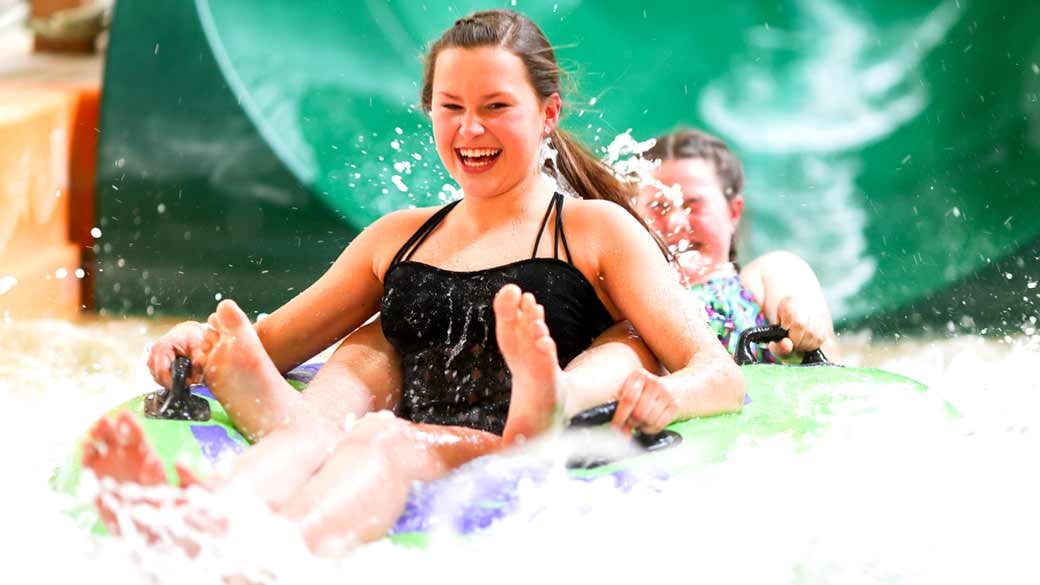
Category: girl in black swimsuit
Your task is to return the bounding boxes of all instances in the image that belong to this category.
[382,193,615,435]
[95,9,744,556]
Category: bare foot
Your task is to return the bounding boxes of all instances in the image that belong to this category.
[83,410,168,489]
[494,284,566,445]
[204,299,297,443]
[82,411,201,546]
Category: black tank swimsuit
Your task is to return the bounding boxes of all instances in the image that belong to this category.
[380,193,615,435]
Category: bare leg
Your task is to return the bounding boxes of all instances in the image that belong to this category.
[219,315,403,510]
[298,315,401,421]
[86,301,402,522]
[278,414,501,555]
[202,303,401,510]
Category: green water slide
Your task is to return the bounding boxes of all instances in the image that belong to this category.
[95,0,1040,333]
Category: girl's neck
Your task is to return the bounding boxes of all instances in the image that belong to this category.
[457,171,554,231]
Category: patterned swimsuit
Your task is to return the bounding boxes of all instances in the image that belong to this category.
[687,273,777,363]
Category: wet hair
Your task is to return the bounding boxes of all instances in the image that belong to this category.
[420,9,668,257]
[644,128,744,263]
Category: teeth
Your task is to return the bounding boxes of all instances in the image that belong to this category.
[458,148,501,158]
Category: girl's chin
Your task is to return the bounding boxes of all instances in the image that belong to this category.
[453,180,500,199]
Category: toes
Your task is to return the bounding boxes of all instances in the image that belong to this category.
[519,292,538,316]
[88,413,115,441]
[494,284,523,323]
[496,285,557,360]
[83,416,115,464]
[115,411,143,447]
[534,335,556,355]
[520,294,541,321]
[529,318,550,341]
[519,294,536,327]
[215,299,252,334]
[198,327,218,355]
[175,461,204,489]
[141,452,167,485]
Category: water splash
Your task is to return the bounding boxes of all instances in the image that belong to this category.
[538,136,579,198]
[3,316,1040,583]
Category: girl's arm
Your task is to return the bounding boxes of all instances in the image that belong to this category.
[147,208,426,389]
[740,251,841,360]
[255,210,423,373]
[580,201,745,422]
[193,206,424,441]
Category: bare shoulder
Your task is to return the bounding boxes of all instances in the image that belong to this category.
[357,204,450,275]
[560,198,666,278]
[561,197,647,240]
[365,205,443,236]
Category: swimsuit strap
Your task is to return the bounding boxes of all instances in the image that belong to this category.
[553,193,574,263]
[390,199,462,267]
[530,192,573,262]
[530,193,556,259]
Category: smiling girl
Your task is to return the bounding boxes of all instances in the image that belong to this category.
[86,11,742,554]
[638,128,840,360]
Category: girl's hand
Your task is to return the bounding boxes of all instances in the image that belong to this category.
[146,321,210,388]
[768,295,829,357]
[610,370,679,435]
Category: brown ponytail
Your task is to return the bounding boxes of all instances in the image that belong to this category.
[548,129,670,258]
[420,9,669,258]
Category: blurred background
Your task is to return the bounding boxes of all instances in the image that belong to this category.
[2,0,1037,337]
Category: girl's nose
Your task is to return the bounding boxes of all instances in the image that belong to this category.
[459,112,485,138]
[665,208,689,232]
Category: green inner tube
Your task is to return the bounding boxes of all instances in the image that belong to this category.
[51,360,941,546]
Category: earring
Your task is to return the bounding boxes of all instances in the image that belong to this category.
[538,135,555,165]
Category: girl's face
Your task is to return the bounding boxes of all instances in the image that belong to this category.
[638,158,744,273]
[430,46,560,200]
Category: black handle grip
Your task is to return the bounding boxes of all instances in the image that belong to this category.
[567,401,619,428]
[734,325,830,366]
[144,356,211,421]
[171,355,191,392]
[566,400,682,463]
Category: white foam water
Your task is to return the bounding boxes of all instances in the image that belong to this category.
[2,314,1038,584]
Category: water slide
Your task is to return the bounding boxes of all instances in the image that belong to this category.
[94,0,1040,333]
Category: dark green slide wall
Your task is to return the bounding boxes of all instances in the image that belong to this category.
[95,0,1040,332]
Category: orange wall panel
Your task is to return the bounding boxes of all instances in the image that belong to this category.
[0,86,91,318]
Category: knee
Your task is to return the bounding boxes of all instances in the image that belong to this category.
[348,410,408,444]
[345,412,448,477]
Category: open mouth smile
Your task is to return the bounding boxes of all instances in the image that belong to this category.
[455,147,502,172]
